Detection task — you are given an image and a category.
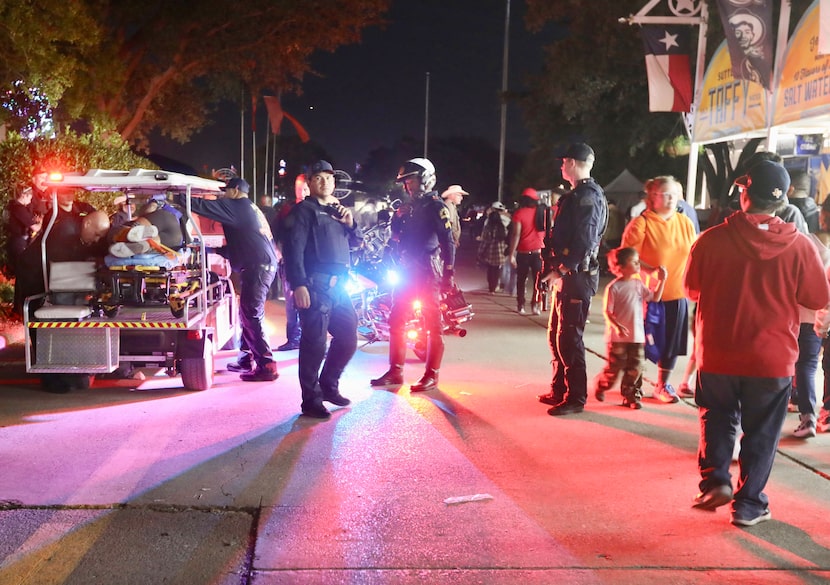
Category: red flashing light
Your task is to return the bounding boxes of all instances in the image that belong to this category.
[186,330,203,340]
[48,171,63,181]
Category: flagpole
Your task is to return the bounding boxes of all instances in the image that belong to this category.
[251,94,257,199]
[685,0,709,208]
[497,0,511,204]
[424,72,430,158]
[766,0,792,153]
[264,106,270,199]
[240,87,245,180]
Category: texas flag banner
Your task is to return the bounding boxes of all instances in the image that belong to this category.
[640,26,693,112]
[821,0,830,55]
[715,0,774,89]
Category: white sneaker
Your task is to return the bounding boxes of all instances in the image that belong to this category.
[110,241,151,257]
[518,307,526,315]
[793,413,817,439]
[653,383,679,404]
[126,224,159,242]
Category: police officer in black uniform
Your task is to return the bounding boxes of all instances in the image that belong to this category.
[180,177,279,382]
[283,161,362,419]
[370,158,456,392]
[539,143,608,416]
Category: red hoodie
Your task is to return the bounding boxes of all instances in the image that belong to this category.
[684,212,830,378]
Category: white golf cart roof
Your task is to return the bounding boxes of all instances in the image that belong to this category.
[44,168,226,195]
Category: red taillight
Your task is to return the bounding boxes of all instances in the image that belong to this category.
[186,330,203,340]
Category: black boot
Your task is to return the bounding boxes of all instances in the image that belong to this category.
[371,332,406,386]
[411,333,443,392]
[371,366,403,386]
[411,368,438,392]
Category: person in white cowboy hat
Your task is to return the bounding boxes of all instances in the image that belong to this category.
[441,184,468,247]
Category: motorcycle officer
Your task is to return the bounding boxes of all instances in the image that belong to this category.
[370,158,456,392]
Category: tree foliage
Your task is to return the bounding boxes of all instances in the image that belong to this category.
[0,129,155,269]
[0,0,100,113]
[51,0,389,149]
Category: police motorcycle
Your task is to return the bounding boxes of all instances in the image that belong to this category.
[346,216,473,361]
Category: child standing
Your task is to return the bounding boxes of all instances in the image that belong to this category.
[594,247,667,409]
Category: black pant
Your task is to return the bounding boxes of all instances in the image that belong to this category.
[239,265,276,369]
[548,271,598,406]
[387,267,444,371]
[515,251,542,310]
[298,275,358,410]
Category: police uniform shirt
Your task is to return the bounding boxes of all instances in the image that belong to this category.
[550,178,607,271]
[181,195,277,271]
[395,191,456,270]
[282,197,361,289]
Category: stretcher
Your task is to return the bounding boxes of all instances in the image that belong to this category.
[24,168,240,392]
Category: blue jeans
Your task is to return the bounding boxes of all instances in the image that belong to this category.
[696,372,790,518]
[795,322,821,415]
[823,336,830,411]
[500,262,516,294]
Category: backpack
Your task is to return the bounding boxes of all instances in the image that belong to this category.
[534,203,551,233]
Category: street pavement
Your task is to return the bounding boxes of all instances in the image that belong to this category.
[1,255,829,585]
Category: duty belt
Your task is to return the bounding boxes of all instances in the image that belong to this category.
[243,263,275,272]
[310,272,341,288]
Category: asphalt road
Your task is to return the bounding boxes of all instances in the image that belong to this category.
[1,257,829,584]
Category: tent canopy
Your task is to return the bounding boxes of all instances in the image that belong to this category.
[603,169,644,213]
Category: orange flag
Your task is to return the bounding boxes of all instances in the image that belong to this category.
[263,95,284,134]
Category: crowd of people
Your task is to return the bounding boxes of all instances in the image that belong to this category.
[462,145,830,528]
[5,147,830,528]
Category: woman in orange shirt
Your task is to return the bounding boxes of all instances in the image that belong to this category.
[621,176,696,404]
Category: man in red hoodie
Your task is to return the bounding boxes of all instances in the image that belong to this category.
[684,160,830,527]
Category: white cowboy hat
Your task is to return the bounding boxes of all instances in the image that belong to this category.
[441,184,469,198]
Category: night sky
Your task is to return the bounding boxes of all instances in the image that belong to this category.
[150,0,561,178]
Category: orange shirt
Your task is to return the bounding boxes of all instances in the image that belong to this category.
[621,210,696,301]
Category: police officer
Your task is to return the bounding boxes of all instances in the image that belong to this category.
[283,161,362,419]
[179,177,279,382]
[539,143,608,415]
[370,158,456,392]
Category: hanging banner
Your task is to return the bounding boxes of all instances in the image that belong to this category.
[715,0,775,89]
[821,0,830,55]
[692,41,768,143]
[774,0,830,126]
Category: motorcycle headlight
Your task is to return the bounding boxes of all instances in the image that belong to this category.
[344,275,364,296]
[385,269,400,286]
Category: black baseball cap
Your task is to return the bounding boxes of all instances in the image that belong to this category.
[309,160,335,176]
[223,177,250,194]
[558,143,595,163]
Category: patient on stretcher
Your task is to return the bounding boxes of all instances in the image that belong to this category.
[107,198,190,265]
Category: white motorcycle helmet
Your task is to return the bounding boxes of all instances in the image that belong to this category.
[396,157,436,193]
